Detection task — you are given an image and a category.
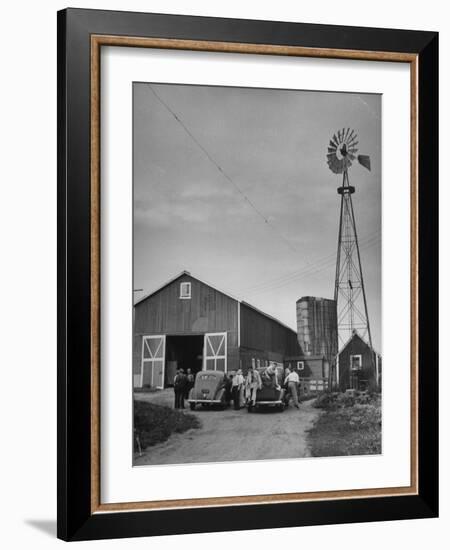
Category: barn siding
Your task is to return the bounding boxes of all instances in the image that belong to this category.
[239,348,285,374]
[133,334,141,376]
[284,356,326,378]
[239,303,300,357]
[135,274,238,338]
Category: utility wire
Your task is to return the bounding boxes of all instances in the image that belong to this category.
[239,231,380,295]
[146,84,299,254]
[243,236,380,297]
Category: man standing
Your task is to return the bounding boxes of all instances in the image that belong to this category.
[173,368,187,409]
[231,369,244,410]
[284,368,300,408]
[245,365,262,411]
[185,368,195,401]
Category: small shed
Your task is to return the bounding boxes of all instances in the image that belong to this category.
[337,332,382,391]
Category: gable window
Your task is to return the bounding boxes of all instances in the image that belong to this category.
[179,282,191,299]
[297,361,305,371]
[350,354,362,370]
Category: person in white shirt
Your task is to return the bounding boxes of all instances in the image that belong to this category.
[245,366,262,411]
[231,369,245,410]
[284,368,300,408]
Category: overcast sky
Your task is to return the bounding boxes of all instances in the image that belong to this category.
[133,83,382,351]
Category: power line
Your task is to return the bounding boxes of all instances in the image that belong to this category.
[248,234,380,296]
[238,231,380,296]
[243,237,380,297]
[146,84,300,254]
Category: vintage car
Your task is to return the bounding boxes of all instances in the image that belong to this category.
[188,370,228,410]
[248,366,286,412]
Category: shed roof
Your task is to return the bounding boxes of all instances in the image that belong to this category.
[338,331,381,357]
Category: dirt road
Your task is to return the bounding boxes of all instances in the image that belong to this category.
[134,390,321,466]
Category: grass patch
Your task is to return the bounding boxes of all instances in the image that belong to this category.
[134,400,200,451]
[308,392,381,457]
[133,386,161,394]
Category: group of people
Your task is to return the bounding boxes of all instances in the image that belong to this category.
[172,368,195,409]
[227,364,301,411]
[172,364,301,411]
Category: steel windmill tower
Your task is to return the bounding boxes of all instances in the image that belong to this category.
[327,128,374,352]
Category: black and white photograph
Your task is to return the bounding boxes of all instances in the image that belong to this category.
[0,0,442,545]
[132,82,382,466]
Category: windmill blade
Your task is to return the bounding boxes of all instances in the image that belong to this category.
[358,155,371,171]
[326,128,363,175]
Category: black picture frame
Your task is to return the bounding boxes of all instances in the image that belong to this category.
[57,7,438,542]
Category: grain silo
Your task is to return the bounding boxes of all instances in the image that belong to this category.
[296,296,338,363]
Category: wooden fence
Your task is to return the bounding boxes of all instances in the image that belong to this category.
[299,377,329,394]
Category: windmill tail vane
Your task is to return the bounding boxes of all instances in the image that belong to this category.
[326,128,371,174]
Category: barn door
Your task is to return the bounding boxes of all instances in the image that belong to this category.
[141,335,166,389]
[203,332,227,372]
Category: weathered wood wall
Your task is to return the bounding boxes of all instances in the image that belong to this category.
[239,303,300,356]
[133,274,239,375]
[284,356,326,378]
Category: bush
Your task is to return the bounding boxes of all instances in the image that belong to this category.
[313,392,339,409]
[308,392,382,457]
[134,400,200,452]
[314,391,380,410]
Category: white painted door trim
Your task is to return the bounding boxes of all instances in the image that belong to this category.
[203,332,227,372]
[140,334,166,389]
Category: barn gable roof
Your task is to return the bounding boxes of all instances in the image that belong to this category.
[134,270,297,335]
[134,270,240,305]
[338,331,381,357]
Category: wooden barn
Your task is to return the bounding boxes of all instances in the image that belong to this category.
[133,271,300,388]
[337,331,382,391]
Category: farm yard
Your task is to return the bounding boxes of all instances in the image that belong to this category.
[133,389,381,466]
[133,390,321,465]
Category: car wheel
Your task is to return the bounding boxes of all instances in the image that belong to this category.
[189,403,196,411]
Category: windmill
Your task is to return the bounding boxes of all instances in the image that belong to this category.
[327,128,375,389]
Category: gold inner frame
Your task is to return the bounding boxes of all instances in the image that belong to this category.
[90,35,419,514]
